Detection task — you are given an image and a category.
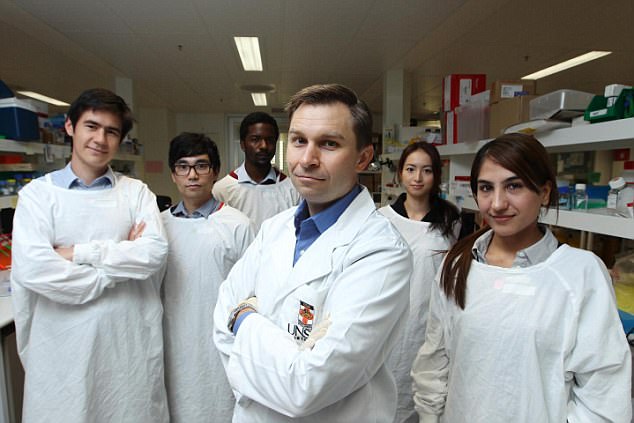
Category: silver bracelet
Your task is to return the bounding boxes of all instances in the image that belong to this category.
[227,302,257,332]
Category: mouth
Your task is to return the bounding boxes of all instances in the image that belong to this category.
[293,174,325,182]
[490,214,514,223]
[87,146,108,154]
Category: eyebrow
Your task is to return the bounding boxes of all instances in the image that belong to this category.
[477,176,522,184]
[288,129,346,140]
[84,119,121,134]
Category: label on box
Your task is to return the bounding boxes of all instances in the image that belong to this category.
[500,84,524,98]
[446,111,455,144]
[589,108,608,118]
[459,79,473,106]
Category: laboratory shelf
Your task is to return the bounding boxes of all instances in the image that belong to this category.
[0,139,70,158]
[459,196,634,239]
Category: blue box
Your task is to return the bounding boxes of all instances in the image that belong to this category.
[0,98,39,141]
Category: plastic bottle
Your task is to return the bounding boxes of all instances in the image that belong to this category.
[6,178,17,195]
[607,177,625,210]
[558,186,571,210]
[618,182,634,218]
[0,181,7,196]
[439,183,449,200]
[573,183,588,211]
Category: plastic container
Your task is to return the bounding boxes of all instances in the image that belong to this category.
[0,97,39,141]
[584,88,634,123]
[558,185,572,210]
[608,177,626,210]
[530,89,595,121]
[573,183,588,211]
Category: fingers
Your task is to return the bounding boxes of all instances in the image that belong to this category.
[128,221,146,241]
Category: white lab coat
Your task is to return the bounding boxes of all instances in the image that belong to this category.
[10,174,169,423]
[378,205,457,423]
[212,174,300,231]
[161,205,254,423]
[213,188,412,422]
[411,238,632,423]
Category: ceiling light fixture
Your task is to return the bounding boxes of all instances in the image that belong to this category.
[234,37,263,71]
[17,90,69,106]
[251,93,267,106]
[521,51,612,80]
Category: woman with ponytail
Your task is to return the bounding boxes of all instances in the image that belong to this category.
[378,141,461,423]
[411,133,631,423]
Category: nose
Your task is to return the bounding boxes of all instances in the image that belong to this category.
[491,187,508,211]
[187,167,199,179]
[414,170,424,181]
[299,143,319,168]
[93,128,107,144]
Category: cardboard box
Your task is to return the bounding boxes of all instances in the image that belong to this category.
[489,95,536,137]
[490,80,536,104]
[442,74,486,112]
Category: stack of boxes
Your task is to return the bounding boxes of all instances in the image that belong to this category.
[441,74,486,144]
[488,80,536,136]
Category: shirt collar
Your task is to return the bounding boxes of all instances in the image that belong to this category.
[294,185,362,236]
[235,162,278,185]
[472,225,558,267]
[58,163,116,190]
[170,198,220,219]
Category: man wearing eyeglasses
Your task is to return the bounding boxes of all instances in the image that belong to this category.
[162,132,254,422]
[213,112,300,231]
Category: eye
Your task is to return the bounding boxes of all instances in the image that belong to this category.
[424,168,433,174]
[507,182,524,192]
[195,163,211,172]
[405,166,415,173]
[290,137,306,146]
[323,140,338,149]
[477,183,492,193]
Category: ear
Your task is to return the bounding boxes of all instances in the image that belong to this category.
[64,118,74,137]
[170,172,177,184]
[239,139,246,152]
[355,144,374,172]
[540,181,552,207]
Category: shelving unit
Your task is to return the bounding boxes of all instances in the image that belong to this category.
[379,117,634,239]
[0,139,145,206]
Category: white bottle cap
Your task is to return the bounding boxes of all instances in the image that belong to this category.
[575,183,586,190]
[609,176,626,190]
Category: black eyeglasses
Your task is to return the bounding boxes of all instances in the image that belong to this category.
[173,162,212,176]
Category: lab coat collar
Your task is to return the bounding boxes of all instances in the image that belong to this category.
[272,187,376,300]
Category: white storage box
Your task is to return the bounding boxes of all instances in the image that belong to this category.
[529,89,595,121]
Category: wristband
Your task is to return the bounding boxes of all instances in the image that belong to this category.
[227,302,257,333]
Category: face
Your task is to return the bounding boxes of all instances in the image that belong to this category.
[401,149,434,202]
[65,109,122,176]
[170,154,217,206]
[240,122,277,167]
[287,103,373,215]
[476,158,551,245]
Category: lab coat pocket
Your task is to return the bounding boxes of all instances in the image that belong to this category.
[284,284,328,344]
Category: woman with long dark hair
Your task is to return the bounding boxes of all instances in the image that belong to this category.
[411,133,631,422]
[378,141,460,423]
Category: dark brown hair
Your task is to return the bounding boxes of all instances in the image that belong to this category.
[397,141,460,238]
[285,84,372,150]
[440,133,558,309]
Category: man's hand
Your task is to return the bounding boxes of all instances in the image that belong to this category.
[54,246,74,261]
[300,314,332,351]
[128,221,146,241]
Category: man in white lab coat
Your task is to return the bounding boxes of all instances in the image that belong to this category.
[213,84,412,422]
[161,132,254,422]
[212,112,300,231]
[11,88,169,423]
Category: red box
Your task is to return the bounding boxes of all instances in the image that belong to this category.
[442,74,487,112]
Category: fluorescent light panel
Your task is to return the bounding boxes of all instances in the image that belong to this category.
[234,37,263,71]
[17,90,69,106]
[522,51,612,80]
[251,93,267,106]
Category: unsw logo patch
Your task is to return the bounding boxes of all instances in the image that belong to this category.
[287,300,314,342]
